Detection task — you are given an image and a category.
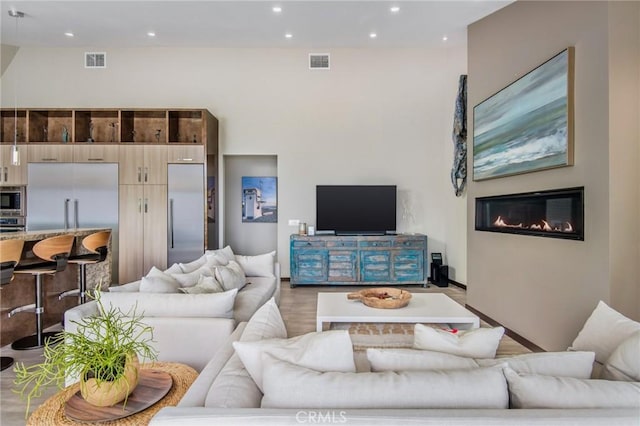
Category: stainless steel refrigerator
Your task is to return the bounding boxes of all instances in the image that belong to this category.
[167,164,205,265]
[27,163,119,281]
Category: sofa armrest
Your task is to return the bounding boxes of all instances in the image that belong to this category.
[64,300,99,336]
[179,322,248,408]
[273,262,281,305]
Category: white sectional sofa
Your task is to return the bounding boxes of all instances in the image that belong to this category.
[149,299,640,426]
[65,248,280,373]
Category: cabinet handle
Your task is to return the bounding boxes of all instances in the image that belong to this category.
[138,198,142,213]
[137,167,142,183]
[144,198,148,213]
[3,167,7,182]
[179,158,193,162]
[41,158,57,161]
[87,158,104,161]
[169,198,174,249]
[144,167,148,182]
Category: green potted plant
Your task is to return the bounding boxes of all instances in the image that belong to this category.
[13,288,157,415]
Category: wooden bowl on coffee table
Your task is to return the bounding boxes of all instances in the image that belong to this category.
[347,287,412,309]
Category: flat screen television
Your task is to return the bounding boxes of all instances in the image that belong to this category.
[316,185,397,235]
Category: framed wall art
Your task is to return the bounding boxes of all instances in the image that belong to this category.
[241,176,277,223]
[473,47,574,181]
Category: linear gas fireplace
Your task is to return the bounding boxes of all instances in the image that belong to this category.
[475,187,584,240]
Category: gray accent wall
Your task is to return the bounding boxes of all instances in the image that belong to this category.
[467,1,640,351]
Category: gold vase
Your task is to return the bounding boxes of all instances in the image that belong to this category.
[80,353,140,407]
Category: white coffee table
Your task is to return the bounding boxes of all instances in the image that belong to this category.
[316,292,480,332]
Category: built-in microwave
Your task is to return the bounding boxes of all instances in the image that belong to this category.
[0,186,25,216]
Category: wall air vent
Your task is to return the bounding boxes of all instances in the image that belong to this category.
[85,52,106,68]
[309,53,330,70]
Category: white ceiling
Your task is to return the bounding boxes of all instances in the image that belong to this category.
[1,1,512,49]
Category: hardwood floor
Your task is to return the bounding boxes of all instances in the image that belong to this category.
[0,282,529,425]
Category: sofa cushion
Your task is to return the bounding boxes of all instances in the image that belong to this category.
[233,330,356,392]
[234,276,279,323]
[206,245,235,265]
[239,297,287,342]
[367,348,594,379]
[202,298,286,409]
[503,367,640,409]
[367,348,479,372]
[413,324,504,358]
[140,267,181,293]
[170,265,214,288]
[178,254,208,273]
[477,351,594,379]
[569,301,640,363]
[261,355,509,409]
[602,331,640,382]
[100,288,237,318]
[164,263,183,274]
[214,261,247,292]
[108,280,141,292]
[234,251,276,278]
[179,275,225,294]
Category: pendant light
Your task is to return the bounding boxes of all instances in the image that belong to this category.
[8,9,24,166]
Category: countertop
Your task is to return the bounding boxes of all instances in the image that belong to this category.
[0,227,111,241]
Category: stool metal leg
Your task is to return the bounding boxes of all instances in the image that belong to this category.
[79,263,87,304]
[11,274,60,350]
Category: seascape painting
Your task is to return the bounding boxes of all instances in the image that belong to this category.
[473,48,574,181]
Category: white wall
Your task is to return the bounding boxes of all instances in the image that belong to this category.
[0,46,467,280]
[223,155,278,255]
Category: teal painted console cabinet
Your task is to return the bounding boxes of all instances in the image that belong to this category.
[290,234,428,287]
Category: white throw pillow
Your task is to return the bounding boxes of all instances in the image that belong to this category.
[503,367,640,409]
[139,267,181,293]
[205,246,235,266]
[569,301,640,363]
[214,261,247,291]
[233,330,356,392]
[179,254,207,273]
[164,263,183,274]
[478,351,594,379]
[170,265,213,288]
[234,251,276,278]
[179,275,225,294]
[366,348,479,372]
[413,324,504,358]
[602,331,640,382]
[108,280,141,292]
[100,289,237,318]
[240,298,287,342]
[261,355,509,409]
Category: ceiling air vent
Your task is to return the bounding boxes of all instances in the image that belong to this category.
[85,52,106,68]
[309,53,330,70]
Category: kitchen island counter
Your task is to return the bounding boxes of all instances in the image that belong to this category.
[0,228,112,346]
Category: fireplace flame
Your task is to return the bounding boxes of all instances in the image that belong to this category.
[493,217,575,233]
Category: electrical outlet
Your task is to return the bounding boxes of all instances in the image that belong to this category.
[288,219,300,226]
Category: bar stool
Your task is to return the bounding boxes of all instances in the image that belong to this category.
[10,234,74,350]
[61,230,111,304]
[0,239,24,370]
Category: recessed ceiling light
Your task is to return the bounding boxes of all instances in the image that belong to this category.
[369,33,377,39]
[285,33,293,39]
[64,32,74,37]
[442,35,448,41]
[272,6,282,13]
[390,6,400,13]
[147,31,156,37]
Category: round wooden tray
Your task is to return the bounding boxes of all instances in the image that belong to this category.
[347,287,412,309]
[64,369,172,423]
